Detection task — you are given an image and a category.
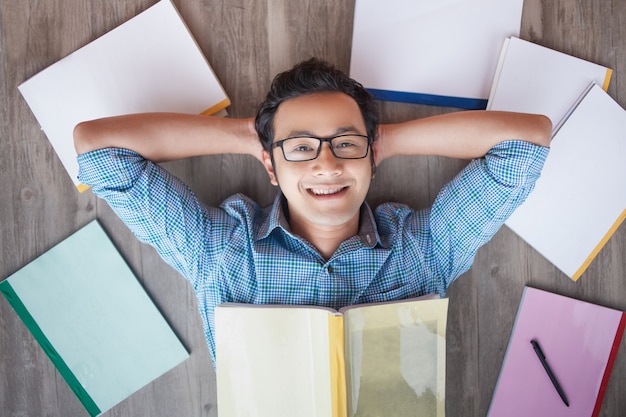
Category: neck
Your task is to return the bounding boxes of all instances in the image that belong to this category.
[290,215,360,261]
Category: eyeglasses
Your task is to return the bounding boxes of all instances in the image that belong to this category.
[271,134,372,162]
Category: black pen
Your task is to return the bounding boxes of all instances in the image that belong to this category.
[531,339,569,407]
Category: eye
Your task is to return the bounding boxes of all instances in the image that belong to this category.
[283,138,318,153]
[333,135,365,149]
[293,144,315,152]
[335,141,356,148]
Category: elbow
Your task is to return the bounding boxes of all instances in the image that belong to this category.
[73,121,98,155]
[532,114,552,147]
[73,121,88,154]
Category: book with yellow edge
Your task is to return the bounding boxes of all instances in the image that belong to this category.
[486,37,623,280]
[505,84,626,280]
[487,37,612,134]
[18,0,230,192]
[215,295,448,417]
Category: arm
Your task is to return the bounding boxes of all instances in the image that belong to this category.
[381,111,552,292]
[74,113,261,284]
[423,140,550,292]
[375,110,552,164]
[74,113,263,163]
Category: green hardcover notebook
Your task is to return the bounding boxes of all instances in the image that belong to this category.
[0,221,189,416]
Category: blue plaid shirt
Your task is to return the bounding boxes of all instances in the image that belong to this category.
[78,140,548,363]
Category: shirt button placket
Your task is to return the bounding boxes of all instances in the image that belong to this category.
[320,263,333,306]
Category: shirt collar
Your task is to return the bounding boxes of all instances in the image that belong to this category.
[255,192,382,248]
[255,192,292,241]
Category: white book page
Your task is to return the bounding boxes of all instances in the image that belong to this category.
[506,85,626,279]
[216,306,333,417]
[344,298,447,417]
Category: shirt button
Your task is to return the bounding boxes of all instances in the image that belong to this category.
[326,265,333,274]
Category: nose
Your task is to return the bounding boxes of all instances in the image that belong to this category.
[313,142,342,175]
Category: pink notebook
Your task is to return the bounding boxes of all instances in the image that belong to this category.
[487,287,625,417]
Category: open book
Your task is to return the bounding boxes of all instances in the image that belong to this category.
[18,0,230,191]
[215,295,448,417]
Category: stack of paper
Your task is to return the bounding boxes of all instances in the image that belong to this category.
[488,37,624,281]
[18,0,230,191]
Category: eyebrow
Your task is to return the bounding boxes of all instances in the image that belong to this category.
[285,126,364,138]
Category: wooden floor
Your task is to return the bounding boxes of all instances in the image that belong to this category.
[1,0,625,416]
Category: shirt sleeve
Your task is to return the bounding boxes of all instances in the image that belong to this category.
[427,140,550,291]
[77,148,232,287]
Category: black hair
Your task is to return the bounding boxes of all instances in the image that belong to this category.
[255,58,379,154]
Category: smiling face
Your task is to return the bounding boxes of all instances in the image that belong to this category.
[262,92,373,236]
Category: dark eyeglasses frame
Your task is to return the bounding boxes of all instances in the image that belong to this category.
[271,134,372,162]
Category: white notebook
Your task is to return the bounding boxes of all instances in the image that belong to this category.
[487,37,612,134]
[18,0,230,191]
[505,84,626,280]
[349,0,524,109]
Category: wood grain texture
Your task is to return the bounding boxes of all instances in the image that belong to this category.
[1,0,624,416]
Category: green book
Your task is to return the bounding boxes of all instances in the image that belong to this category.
[1,221,189,416]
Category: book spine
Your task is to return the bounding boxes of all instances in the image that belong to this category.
[76,183,91,193]
[592,312,626,417]
[552,82,595,137]
[0,280,101,417]
[328,314,347,417]
[366,88,488,110]
[486,37,512,110]
[572,209,626,281]
[602,69,613,91]
[199,98,231,116]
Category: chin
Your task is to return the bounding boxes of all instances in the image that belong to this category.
[307,211,359,228]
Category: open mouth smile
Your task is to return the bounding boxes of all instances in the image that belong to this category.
[307,186,348,196]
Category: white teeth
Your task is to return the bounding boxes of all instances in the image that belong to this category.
[310,187,343,195]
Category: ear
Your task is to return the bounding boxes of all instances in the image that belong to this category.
[262,150,279,186]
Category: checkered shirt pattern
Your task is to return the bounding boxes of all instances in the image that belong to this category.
[77,140,548,364]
